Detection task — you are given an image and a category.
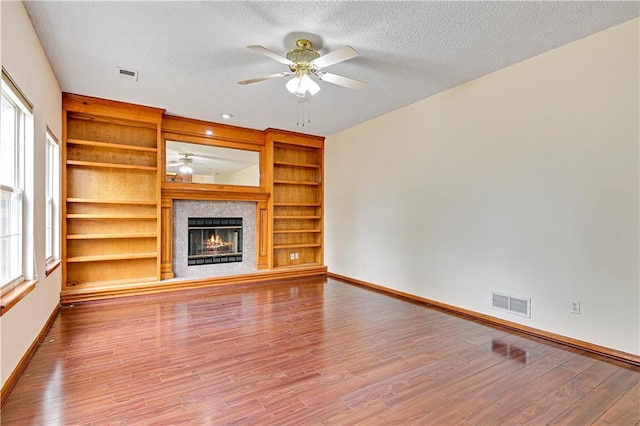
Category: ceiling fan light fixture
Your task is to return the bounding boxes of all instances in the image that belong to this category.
[178,155,194,174]
[286,74,320,97]
[285,39,320,68]
[179,164,193,174]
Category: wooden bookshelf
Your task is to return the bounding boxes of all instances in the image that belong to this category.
[266,130,324,269]
[62,94,164,292]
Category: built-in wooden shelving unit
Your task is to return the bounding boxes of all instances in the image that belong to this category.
[60,94,326,302]
[62,94,164,293]
[266,130,324,269]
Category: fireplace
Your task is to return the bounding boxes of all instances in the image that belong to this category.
[188,217,242,265]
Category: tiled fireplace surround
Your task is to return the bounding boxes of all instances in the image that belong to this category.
[173,200,257,278]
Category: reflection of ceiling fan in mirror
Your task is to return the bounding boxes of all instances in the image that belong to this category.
[166,153,201,174]
[165,141,261,181]
[167,151,241,175]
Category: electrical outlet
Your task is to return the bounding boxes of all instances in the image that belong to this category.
[363,261,367,270]
[569,300,580,314]
[290,253,295,260]
[294,252,299,260]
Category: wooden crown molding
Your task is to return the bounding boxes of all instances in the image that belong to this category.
[63,93,165,124]
[163,115,264,146]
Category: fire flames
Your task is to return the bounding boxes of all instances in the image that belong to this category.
[205,234,232,253]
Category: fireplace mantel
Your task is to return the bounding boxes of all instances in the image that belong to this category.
[162,183,270,202]
[161,185,269,279]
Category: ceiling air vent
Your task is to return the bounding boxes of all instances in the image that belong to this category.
[491,291,531,318]
[118,67,138,81]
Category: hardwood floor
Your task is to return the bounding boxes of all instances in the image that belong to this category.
[2,277,639,424]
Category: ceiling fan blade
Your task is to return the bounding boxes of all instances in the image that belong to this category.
[194,155,237,163]
[310,45,359,69]
[237,72,293,85]
[168,161,204,166]
[316,72,368,90]
[247,45,294,66]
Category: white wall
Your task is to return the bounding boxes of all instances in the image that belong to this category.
[325,18,640,356]
[1,1,62,387]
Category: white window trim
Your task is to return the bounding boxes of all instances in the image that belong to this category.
[1,68,33,290]
[45,129,60,263]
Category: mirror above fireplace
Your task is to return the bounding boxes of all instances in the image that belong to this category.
[166,140,260,186]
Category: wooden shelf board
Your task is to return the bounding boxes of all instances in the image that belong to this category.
[274,161,320,169]
[273,243,322,249]
[274,216,321,220]
[272,262,323,270]
[66,233,157,240]
[66,252,158,263]
[67,160,157,171]
[67,138,157,153]
[67,214,157,219]
[274,180,321,186]
[65,276,158,289]
[66,198,157,205]
[273,229,321,234]
[273,203,321,207]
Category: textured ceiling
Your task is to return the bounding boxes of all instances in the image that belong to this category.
[23,1,639,137]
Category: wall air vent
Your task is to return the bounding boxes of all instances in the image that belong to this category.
[118,67,138,81]
[491,291,531,318]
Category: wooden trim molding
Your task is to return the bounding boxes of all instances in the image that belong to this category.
[256,200,269,269]
[61,266,327,304]
[327,272,640,367]
[1,304,59,406]
[45,259,62,277]
[63,93,165,124]
[160,198,174,279]
[163,115,264,146]
[264,128,324,148]
[162,184,270,202]
[0,280,38,316]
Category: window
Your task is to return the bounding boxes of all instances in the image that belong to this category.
[45,130,59,263]
[1,69,33,289]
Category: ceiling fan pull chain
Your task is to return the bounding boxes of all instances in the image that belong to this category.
[296,96,311,127]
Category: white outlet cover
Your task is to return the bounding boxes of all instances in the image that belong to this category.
[570,300,580,314]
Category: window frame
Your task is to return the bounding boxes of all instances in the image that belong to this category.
[45,129,60,264]
[0,68,37,315]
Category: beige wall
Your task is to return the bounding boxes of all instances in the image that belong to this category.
[1,1,62,387]
[229,163,260,186]
[325,18,640,355]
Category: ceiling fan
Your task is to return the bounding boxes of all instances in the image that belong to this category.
[167,153,200,174]
[238,39,368,97]
[167,151,241,175]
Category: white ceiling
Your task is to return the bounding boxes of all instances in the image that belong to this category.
[24,1,639,137]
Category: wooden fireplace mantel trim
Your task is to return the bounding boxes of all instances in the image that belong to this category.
[162,183,270,202]
[160,185,271,278]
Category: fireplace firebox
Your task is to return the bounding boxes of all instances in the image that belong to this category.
[187,217,242,265]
